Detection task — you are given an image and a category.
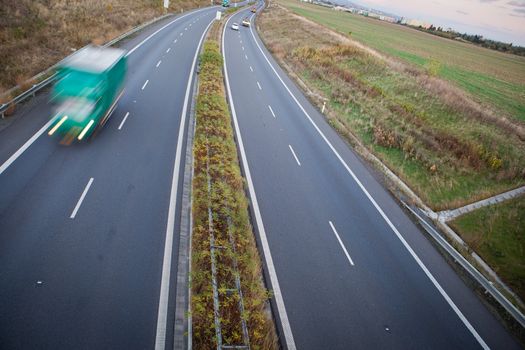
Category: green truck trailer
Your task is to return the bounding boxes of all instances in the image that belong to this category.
[48,45,127,141]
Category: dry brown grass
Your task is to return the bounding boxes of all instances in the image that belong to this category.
[0,0,211,94]
[284,7,525,140]
[257,3,525,209]
[191,34,278,349]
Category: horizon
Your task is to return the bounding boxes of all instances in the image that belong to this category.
[334,0,525,46]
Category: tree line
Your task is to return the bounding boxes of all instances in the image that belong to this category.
[409,25,525,57]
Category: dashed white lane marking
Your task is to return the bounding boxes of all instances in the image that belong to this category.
[0,9,213,176]
[70,178,94,219]
[257,81,262,90]
[154,17,215,350]
[118,112,130,130]
[242,46,244,51]
[268,105,276,118]
[329,221,355,266]
[222,13,296,349]
[173,39,177,43]
[185,27,188,30]
[125,7,209,57]
[247,14,489,350]
[180,32,183,36]
[245,54,248,60]
[250,66,253,72]
[166,48,171,53]
[156,60,162,68]
[288,145,301,166]
[142,80,149,90]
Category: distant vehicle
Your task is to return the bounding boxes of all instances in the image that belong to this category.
[231,23,240,30]
[251,6,257,13]
[242,18,250,27]
[222,0,230,7]
[48,45,126,141]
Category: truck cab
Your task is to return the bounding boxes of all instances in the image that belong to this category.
[48,45,126,142]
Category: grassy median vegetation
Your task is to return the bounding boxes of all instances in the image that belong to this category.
[190,29,278,349]
[279,0,525,123]
[450,196,525,301]
[257,3,525,211]
[0,0,211,94]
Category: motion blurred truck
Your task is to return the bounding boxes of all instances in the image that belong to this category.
[48,45,127,141]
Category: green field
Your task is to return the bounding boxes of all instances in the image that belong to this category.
[258,4,525,209]
[450,196,525,301]
[260,1,525,308]
[279,0,525,122]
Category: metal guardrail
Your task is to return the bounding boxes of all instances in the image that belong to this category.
[403,202,525,329]
[0,12,173,119]
[0,73,57,118]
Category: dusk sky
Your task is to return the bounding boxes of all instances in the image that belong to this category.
[351,0,525,46]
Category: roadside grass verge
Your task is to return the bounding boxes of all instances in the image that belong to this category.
[450,196,525,301]
[190,28,278,349]
[257,4,525,210]
[277,0,525,123]
[0,0,211,93]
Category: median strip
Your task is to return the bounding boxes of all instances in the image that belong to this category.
[190,22,278,349]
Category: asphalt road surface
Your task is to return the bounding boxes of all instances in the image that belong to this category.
[222,6,521,350]
[0,7,218,350]
[0,2,521,350]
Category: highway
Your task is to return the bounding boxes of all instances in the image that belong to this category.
[0,2,521,350]
[222,6,521,350]
[0,7,218,350]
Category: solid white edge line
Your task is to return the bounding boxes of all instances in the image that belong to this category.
[70,178,94,219]
[156,60,162,67]
[248,18,489,350]
[0,118,54,176]
[268,105,275,118]
[118,112,130,130]
[288,145,301,166]
[142,80,149,90]
[0,9,214,177]
[257,81,262,90]
[223,12,297,350]
[329,221,354,266]
[125,7,210,57]
[154,17,215,350]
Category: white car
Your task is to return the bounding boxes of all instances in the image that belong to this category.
[231,23,239,30]
[242,19,250,27]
